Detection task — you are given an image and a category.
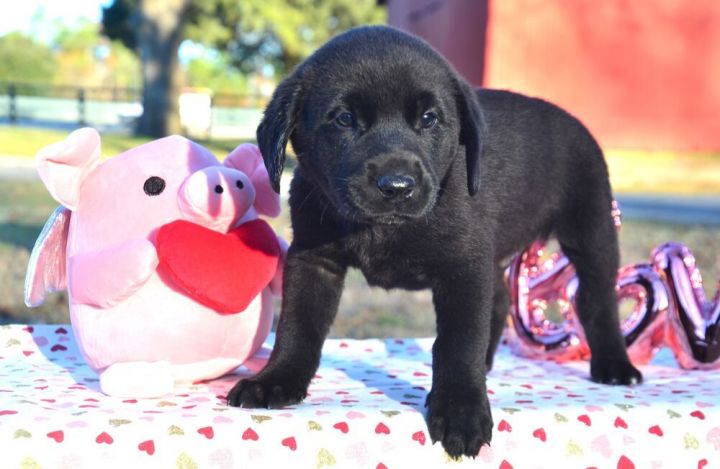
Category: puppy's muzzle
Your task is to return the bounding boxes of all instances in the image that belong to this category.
[341,150,435,222]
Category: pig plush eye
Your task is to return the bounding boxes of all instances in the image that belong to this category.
[143,176,166,196]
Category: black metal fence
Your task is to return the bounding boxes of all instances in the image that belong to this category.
[1,82,267,138]
[2,82,142,127]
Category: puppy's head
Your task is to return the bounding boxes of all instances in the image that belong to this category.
[258,26,483,224]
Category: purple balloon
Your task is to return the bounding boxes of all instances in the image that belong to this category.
[613,263,670,365]
[506,242,670,365]
[653,242,720,370]
[505,203,719,371]
[505,240,588,362]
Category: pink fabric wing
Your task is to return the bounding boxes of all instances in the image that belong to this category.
[24,206,71,307]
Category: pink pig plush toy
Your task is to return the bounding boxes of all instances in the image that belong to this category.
[24,128,286,398]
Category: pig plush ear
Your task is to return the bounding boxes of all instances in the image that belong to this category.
[36,127,101,211]
[224,143,281,218]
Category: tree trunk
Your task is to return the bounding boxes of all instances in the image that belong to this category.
[135,0,190,137]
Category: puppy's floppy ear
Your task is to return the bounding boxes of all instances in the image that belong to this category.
[256,73,304,193]
[454,78,485,196]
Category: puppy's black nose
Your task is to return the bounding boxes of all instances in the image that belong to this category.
[377,174,416,199]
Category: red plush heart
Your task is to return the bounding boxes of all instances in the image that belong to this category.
[156,219,280,314]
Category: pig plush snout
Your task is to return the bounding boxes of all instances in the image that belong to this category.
[178,166,256,232]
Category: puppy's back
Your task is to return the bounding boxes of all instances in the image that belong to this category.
[475,89,613,255]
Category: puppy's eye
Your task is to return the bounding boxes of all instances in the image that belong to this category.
[335,111,355,128]
[420,111,439,129]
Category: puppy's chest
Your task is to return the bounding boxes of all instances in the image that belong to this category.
[347,231,436,290]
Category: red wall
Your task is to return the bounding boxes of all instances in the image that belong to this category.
[388,0,720,151]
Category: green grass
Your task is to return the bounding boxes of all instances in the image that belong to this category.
[3,177,716,337]
[0,126,718,335]
[1,125,718,194]
[0,126,247,160]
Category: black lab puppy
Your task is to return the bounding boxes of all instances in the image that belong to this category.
[228,25,642,458]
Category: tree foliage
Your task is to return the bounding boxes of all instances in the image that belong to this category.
[101,0,384,137]
[102,0,140,51]
[0,32,57,83]
[53,21,141,88]
[186,0,385,75]
[104,0,385,77]
[185,56,248,93]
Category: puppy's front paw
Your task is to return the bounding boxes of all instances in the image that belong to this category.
[426,390,493,459]
[226,374,308,409]
[591,357,643,385]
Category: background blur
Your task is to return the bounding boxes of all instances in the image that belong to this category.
[0,0,718,337]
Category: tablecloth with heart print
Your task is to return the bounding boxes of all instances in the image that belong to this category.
[1,324,717,468]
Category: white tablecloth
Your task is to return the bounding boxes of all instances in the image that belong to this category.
[0,324,717,468]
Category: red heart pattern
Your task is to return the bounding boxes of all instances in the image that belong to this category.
[197,426,214,439]
[156,219,280,314]
[138,440,155,455]
[333,422,349,433]
[242,427,259,441]
[281,436,297,451]
[532,428,547,442]
[498,419,512,432]
[47,430,64,443]
[648,425,663,437]
[374,423,390,435]
[618,455,635,469]
[412,431,426,445]
[95,432,114,444]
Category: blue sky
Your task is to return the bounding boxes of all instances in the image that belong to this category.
[0,0,111,43]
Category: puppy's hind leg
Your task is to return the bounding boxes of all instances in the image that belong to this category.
[557,195,642,385]
[486,271,510,371]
